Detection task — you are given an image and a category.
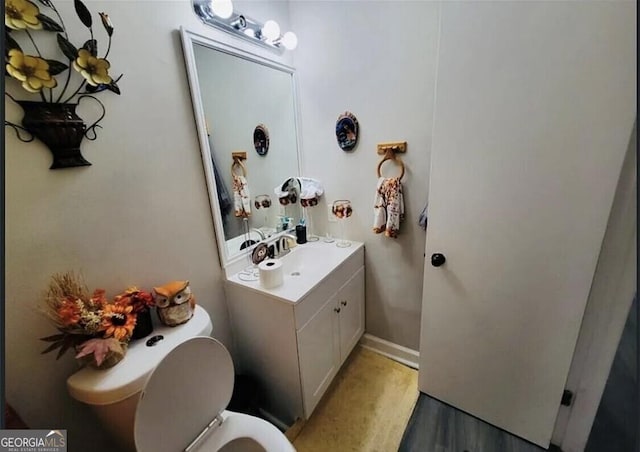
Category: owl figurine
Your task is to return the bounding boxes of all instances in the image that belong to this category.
[153,280,196,327]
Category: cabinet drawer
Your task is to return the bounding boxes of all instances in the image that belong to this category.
[294,247,364,330]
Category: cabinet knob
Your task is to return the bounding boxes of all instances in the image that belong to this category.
[341,300,348,306]
[334,307,341,313]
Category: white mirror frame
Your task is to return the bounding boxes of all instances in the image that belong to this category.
[180,27,303,274]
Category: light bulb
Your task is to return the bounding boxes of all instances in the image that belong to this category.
[282,31,298,50]
[262,20,280,41]
[244,28,255,38]
[211,0,233,19]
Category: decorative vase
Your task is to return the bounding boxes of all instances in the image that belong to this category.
[16,101,91,169]
[132,308,154,340]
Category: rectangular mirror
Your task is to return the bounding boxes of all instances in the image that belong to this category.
[181,28,302,268]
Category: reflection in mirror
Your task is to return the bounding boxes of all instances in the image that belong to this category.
[181,29,301,267]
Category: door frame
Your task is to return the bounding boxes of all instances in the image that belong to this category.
[551,122,637,451]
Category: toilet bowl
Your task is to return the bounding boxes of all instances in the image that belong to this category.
[66,306,294,451]
[134,337,295,452]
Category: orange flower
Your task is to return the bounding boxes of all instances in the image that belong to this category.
[132,291,154,313]
[115,287,154,313]
[113,294,131,306]
[90,289,107,306]
[102,304,136,341]
[57,298,81,327]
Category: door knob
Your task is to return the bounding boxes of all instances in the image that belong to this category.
[431,253,446,267]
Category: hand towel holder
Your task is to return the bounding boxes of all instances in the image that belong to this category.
[376,141,406,180]
[231,151,247,176]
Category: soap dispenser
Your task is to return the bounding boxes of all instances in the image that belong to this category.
[277,215,290,232]
[296,219,307,244]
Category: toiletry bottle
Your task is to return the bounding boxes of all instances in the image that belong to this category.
[283,216,292,231]
[296,223,307,244]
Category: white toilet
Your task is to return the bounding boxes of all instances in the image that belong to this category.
[67,306,295,452]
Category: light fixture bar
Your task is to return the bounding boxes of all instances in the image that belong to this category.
[192,0,296,53]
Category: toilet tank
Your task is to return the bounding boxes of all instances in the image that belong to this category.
[66,305,213,450]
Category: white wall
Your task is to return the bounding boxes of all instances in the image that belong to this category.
[289,1,440,349]
[4,1,291,449]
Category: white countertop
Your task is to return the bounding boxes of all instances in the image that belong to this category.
[226,240,364,304]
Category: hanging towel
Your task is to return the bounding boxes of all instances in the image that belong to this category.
[298,177,324,207]
[211,153,232,215]
[418,202,428,230]
[274,177,299,205]
[373,177,404,238]
[233,174,251,218]
[274,177,296,198]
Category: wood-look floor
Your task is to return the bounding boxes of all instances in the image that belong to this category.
[399,297,638,452]
[585,297,637,452]
[398,394,546,452]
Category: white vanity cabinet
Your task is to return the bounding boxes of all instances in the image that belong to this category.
[297,266,365,416]
[224,243,365,426]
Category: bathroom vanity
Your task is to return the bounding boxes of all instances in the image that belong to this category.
[225,240,365,426]
[181,26,364,429]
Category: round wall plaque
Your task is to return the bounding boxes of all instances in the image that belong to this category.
[253,124,269,156]
[335,112,359,151]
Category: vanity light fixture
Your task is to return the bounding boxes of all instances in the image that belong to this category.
[192,0,298,53]
[261,20,281,41]
[230,15,247,30]
[275,31,298,51]
[210,0,233,19]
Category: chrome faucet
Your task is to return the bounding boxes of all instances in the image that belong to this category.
[271,233,296,257]
[280,233,297,251]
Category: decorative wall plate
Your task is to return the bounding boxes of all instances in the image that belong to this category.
[251,242,269,265]
[253,124,270,156]
[335,112,359,151]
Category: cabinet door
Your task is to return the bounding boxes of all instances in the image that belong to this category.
[338,266,365,363]
[297,294,340,417]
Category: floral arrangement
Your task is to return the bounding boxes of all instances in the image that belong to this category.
[40,272,154,369]
[5,0,121,103]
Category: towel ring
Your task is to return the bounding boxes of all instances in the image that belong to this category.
[377,154,405,180]
[231,158,247,177]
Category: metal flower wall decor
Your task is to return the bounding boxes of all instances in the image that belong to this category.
[4,0,122,169]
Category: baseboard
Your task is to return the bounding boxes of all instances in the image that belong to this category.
[359,333,420,370]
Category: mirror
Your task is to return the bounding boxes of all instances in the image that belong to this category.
[181,28,301,267]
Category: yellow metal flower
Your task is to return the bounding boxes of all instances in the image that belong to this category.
[6,49,57,93]
[5,0,42,30]
[72,49,112,86]
[102,304,136,341]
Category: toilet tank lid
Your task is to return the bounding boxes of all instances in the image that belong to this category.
[66,305,213,405]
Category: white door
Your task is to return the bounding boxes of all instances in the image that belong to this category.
[418,2,636,448]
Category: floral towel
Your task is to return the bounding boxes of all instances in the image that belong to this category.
[233,174,251,218]
[373,177,404,238]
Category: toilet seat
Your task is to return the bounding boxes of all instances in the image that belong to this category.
[200,410,295,451]
[134,337,295,452]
